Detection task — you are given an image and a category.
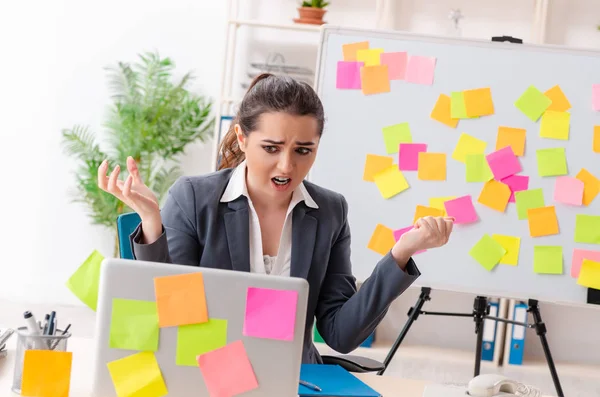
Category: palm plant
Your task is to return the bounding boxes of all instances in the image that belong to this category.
[62,51,213,256]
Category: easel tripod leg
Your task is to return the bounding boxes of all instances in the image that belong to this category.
[472,296,489,377]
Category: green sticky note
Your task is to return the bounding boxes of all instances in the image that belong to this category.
[533,246,563,274]
[540,110,570,140]
[465,154,493,182]
[575,214,600,244]
[515,188,545,220]
[176,319,228,366]
[313,324,325,343]
[536,148,567,177]
[382,122,412,154]
[469,234,506,271]
[109,298,159,351]
[451,92,468,119]
[65,250,104,311]
[515,85,552,122]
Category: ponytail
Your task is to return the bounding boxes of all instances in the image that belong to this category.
[217,120,244,170]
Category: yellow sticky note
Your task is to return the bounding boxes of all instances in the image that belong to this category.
[21,350,73,397]
[540,110,570,140]
[367,224,395,255]
[464,87,494,117]
[527,206,559,237]
[107,351,168,397]
[361,65,390,95]
[418,152,446,181]
[491,235,521,266]
[576,168,600,206]
[429,196,456,216]
[496,126,526,156]
[342,41,369,62]
[544,85,571,112]
[356,48,384,66]
[363,154,393,182]
[413,205,445,224]
[373,166,409,199]
[478,180,511,213]
[452,133,487,163]
[430,93,459,128]
[593,126,600,153]
[577,259,600,289]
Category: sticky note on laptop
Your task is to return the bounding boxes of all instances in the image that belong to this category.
[176,319,228,366]
[243,287,298,341]
[154,272,208,327]
[107,352,168,397]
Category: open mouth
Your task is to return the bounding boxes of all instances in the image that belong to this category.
[272,177,291,186]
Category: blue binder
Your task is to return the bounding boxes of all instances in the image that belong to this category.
[481,301,498,361]
[508,302,527,365]
[298,364,381,396]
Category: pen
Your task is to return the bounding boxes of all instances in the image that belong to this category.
[46,311,56,336]
[299,380,322,392]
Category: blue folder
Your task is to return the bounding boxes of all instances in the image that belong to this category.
[298,364,381,397]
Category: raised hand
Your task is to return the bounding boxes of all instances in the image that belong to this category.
[391,216,454,267]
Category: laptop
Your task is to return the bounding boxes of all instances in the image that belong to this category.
[91,258,309,397]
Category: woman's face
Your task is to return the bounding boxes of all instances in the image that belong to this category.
[236,111,320,204]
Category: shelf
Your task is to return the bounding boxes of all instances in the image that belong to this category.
[229,19,322,33]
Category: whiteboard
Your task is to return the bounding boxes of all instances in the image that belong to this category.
[310,25,600,307]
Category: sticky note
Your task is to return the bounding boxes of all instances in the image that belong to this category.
[399,143,427,171]
[413,205,445,224]
[486,146,521,180]
[405,55,436,85]
[110,298,159,351]
[363,154,393,182]
[444,195,478,224]
[515,85,552,122]
[197,340,258,397]
[536,147,567,177]
[465,154,493,183]
[430,94,458,128]
[154,272,208,327]
[336,61,363,89]
[496,126,526,156]
[429,196,456,216]
[544,85,571,112]
[469,234,506,271]
[575,214,600,244]
[417,152,446,181]
[452,133,487,163]
[381,52,407,80]
[491,235,521,266]
[21,350,72,397]
[501,175,529,203]
[373,166,409,198]
[540,110,570,140]
[393,226,426,254]
[571,249,600,278]
[554,176,583,205]
[464,87,494,117]
[577,259,600,289]
[593,84,600,111]
[65,249,104,311]
[534,246,563,274]
[361,65,390,95]
[342,41,369,61]
[357,48,384,66]
[594,125,600,153]
[177,319,227,366]
[527,206,559,237]
[576,168,600,206]
[450,91,469,119]
[478,180,511,212]
[515,188,545,220]
[368,224,395,255]
[382,122,412,154]
[107,352,168,397]
[243,287,298,341]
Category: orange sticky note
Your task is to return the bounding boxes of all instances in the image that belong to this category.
[464,88,494,117]
[496,126,526,156]
[478,180,511,212]
[527,206,559,237]
[593,126,600,153]
[418,152,446,181]
[430,93,459,128]
[544,85,571,112]
[576,168,600,206]
[361,65,390,95]
[21,350,72,397]
[363,154,393,182]
[154,272,208,327]
[342,41,369,62]
[367,224,395,255]
[413,205,445,224]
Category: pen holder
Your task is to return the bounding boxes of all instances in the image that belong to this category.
[11,327,71,395]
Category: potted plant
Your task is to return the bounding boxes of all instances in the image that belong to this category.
[295,0,330,25]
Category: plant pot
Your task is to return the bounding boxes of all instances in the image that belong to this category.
[294,7,327,25]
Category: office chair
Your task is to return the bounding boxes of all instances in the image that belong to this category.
[116,212,386,373]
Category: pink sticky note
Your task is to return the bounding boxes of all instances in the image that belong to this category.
[243,287,297,341]
[486,146,521,180]
[405,55,436,85]
[444,195,478,224]
[393,226,426,254]
[336,61,363,89]
[398,143,427,171]
[593,84,600,111]
[571,248,600,278]
[381,52,408,80]
[554,176,584,205]
[501,175,529,203]
[197,340,259,397]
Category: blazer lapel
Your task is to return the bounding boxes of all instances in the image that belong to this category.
[291,204,318,279]
[223,198,251,273]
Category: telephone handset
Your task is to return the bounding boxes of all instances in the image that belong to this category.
[467,374,542,397]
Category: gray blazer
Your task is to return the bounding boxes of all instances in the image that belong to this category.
[130,168,421,364]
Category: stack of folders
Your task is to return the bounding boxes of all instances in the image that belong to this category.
[298,364,381,397]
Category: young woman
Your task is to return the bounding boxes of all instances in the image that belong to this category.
[97,73,454,364]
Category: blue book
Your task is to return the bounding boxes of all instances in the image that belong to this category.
[298,364,382,396]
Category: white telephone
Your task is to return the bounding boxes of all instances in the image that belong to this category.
[423,374,542,397]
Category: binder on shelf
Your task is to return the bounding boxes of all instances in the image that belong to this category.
[481,300,499,362]
[507,301,528,365]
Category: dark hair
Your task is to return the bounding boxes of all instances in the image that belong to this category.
[217,73,325,170]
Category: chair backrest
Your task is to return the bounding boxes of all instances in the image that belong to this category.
[116,212,141,259]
